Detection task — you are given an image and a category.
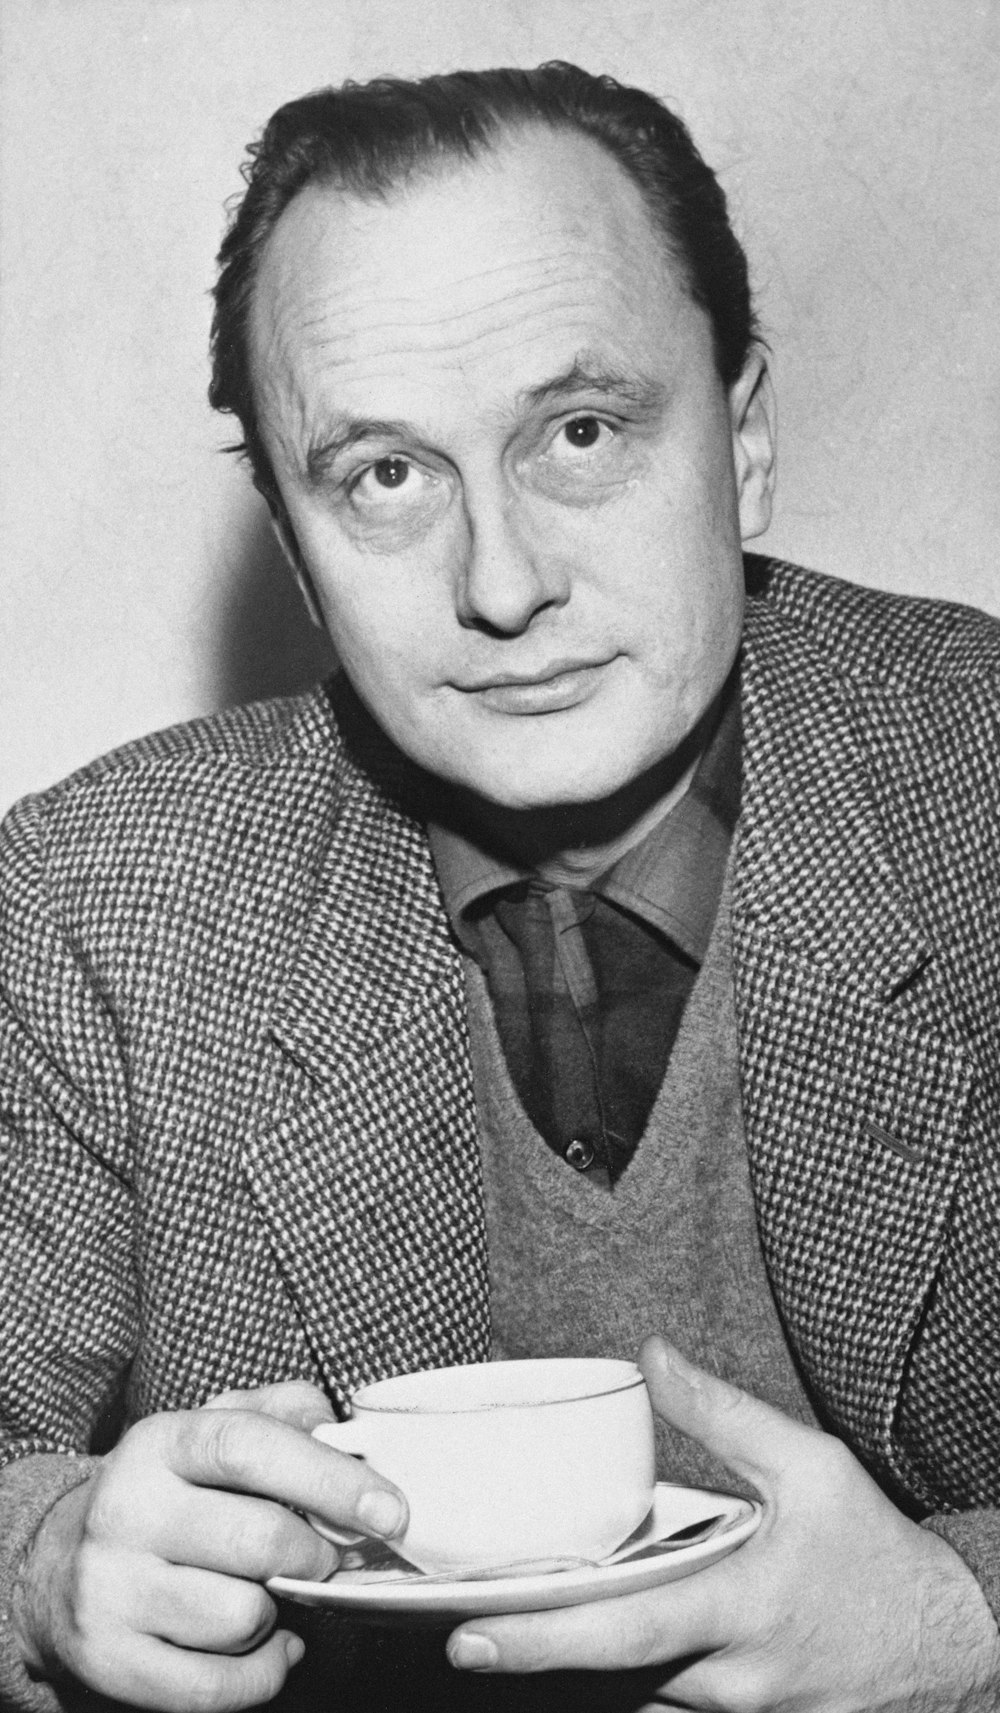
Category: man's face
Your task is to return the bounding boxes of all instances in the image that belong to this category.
[252,126,774,812]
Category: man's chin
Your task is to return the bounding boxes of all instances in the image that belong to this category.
[425,750,686,860]
[438,766,630,818]
[427,729,643,812]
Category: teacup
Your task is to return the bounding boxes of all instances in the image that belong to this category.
[312,1356,655,1575]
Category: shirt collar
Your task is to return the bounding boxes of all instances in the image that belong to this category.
[428,666,740,965]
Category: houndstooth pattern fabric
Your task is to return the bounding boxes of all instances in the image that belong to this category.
[0,681,488,1456]
[736,557,1000,1513]
[0,556,997,1532]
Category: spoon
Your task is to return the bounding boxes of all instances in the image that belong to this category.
[374,1512,730,1585]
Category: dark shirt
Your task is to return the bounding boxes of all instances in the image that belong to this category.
[429,676,741,1185]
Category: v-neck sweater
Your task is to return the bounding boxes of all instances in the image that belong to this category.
[464,857,819,1497]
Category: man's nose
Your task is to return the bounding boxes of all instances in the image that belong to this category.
[454,492,570,635]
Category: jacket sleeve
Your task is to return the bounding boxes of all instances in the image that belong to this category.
[0,1455,103,1712]
[922,1511,1000,1632]
[0,792,137,1708]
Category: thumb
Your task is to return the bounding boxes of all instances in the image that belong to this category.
[639,1335,814,1491]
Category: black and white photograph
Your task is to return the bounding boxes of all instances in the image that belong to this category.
[1,5,998,1710]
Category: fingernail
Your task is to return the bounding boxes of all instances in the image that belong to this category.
[448,1634,498,1671]
[285,1634,306,1666]
[357,1488,405,1538]
[651,1340,698,1386]
[316,1543,341,1579]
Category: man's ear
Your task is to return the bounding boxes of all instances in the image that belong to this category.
[729,349,777,542]
[270,513,326,630]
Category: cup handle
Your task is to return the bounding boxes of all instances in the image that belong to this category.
[307,1418,375,1547]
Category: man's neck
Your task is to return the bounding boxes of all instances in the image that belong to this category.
[512,755,702,888]
[428,682,726,889]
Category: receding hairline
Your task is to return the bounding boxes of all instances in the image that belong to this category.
[257,115,685,254]
[210,64,759,517]
[247,117,697,405]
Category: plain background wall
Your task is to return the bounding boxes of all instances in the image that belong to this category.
[1,0,998,816]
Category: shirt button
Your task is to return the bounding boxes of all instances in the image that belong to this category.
[564,1138,595,1172]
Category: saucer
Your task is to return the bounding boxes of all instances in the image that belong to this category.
[268,1483,761,1620]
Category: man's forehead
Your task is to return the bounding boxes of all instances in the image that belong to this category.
[249,124,700,450]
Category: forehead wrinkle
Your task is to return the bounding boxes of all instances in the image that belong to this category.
[281,290,669,419]
[302,235,588,298]
[279,299,686,479]
[271,221,590,320]
[291,317,603,389]
[292,327,608,449]
[277,214,666,357]
[318,316,673,403]
[252,139,698,470]
[291,269,628,366]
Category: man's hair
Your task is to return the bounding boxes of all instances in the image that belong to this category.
[209,62,757,517]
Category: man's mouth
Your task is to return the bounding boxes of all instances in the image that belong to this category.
[458,657,615,715]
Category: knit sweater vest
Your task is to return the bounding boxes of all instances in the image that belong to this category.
[464,862,819,1496]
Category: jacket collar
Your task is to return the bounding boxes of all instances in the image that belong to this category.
[268,685,460,1077]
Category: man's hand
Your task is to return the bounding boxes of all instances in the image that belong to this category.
[447,1339,1000,1711]
[11,1381,408,1713]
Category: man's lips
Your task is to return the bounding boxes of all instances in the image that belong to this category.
[456,657,615,715]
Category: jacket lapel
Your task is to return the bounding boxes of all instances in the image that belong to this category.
[735,598,975,1494]
[242,714,488,1410]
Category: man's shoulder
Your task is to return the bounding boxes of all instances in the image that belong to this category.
[54,682,339,793]
[745,554,1000,696]
[1,681,348,882]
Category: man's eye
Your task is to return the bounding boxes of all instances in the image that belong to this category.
[352,456,427,504]
[372,457,411,488]
[562,416,604,450]
[549,415,615,460]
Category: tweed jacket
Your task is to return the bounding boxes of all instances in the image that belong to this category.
[1,557,999,1694]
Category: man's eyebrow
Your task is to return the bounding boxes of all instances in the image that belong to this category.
[521,361,667,413]
[303,366,665,482]
[305,419,416,483]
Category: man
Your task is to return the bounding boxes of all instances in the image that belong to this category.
[1,63,998,1713]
